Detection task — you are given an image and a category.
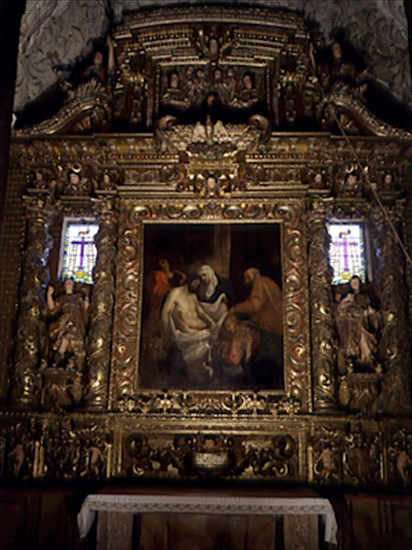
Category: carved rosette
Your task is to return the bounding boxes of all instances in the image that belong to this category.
[13,196,55,407]
[307,203,338,411]
[85,199,118,409]
[110,200,310,413]
[372,206,412,415]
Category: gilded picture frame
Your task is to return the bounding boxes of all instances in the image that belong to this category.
[110,198,311,415]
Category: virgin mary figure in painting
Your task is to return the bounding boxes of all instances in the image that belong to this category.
[197,264,231,328]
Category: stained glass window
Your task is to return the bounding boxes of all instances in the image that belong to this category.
[58,218,99,284]
[327,221,366,285]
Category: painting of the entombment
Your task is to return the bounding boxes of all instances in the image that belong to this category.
[139,223,284,390]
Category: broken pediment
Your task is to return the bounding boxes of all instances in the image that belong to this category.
[13,5,412,143]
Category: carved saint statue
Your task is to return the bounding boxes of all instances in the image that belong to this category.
[47,278,89,370]
[231,72,259,109]
[335,275,381,373]
[161,71,190,110]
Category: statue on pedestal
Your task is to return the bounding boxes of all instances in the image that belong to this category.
[46,278,89,371]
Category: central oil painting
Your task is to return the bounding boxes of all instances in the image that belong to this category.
[139,222,284,390]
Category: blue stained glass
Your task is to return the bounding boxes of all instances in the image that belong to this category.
[59,218,99,284]
[327,222,366,285]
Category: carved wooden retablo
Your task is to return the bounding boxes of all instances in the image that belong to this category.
[0,5,411,489]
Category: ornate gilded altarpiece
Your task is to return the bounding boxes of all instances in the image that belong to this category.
[0,6,411,489]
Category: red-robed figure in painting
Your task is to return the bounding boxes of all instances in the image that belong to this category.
[145,259,187,334]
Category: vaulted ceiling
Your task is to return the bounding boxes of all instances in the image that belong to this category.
[15,0,411,112]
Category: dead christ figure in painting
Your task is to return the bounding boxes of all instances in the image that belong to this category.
[161,277,218,386]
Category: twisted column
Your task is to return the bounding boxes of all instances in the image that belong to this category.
[372,206,411,415]
[13,196,54,406]
[85,199,118,409]
[308,203,338,411]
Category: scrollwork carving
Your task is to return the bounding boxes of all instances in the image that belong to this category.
[320,83,412,142]
[111,199,310,413]
[110,208,142,406]
[308,202,338,411]
[124,432,297,479]
[86,200,118,409]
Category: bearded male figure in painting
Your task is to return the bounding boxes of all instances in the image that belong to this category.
[228,267,283,388]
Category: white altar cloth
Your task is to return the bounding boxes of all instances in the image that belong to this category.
[78,494,338,544]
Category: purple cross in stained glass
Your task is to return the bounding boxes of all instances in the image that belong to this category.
[337,229,358,272]
[71,230,94,269]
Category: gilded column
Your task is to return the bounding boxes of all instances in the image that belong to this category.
[308,202,338,411]
[13,196,54,407]
[372,205,411,415]
[85,199,118,409]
